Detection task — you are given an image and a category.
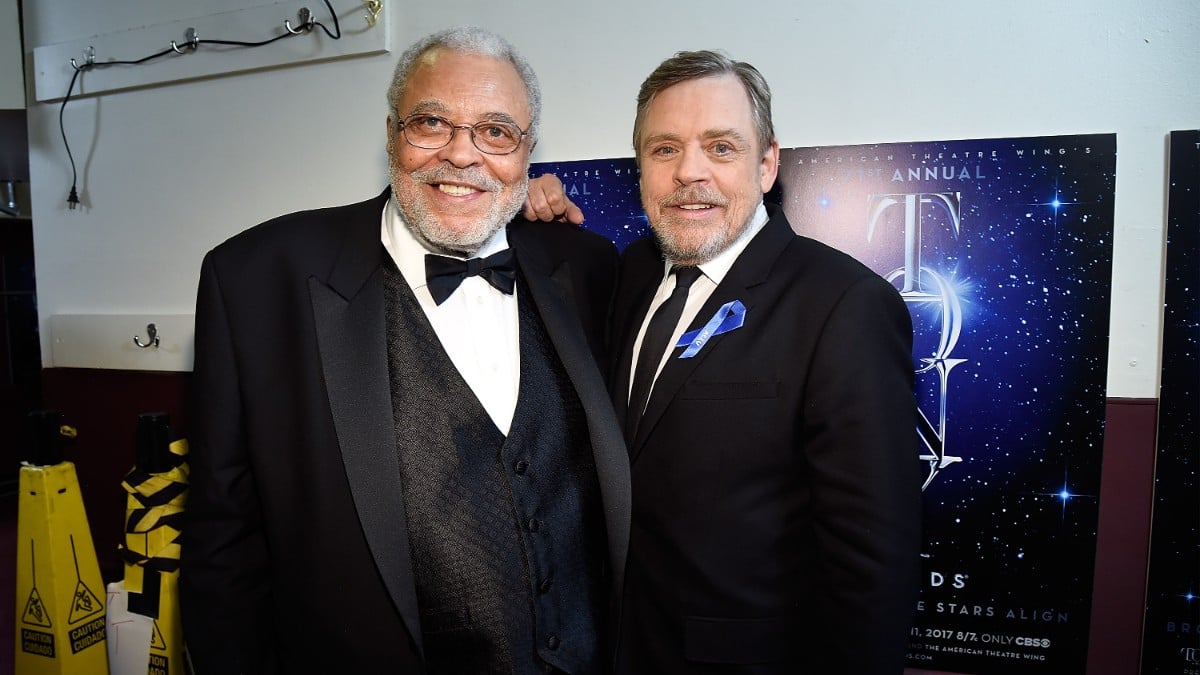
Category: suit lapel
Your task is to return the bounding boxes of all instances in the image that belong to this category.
[509,224,630,596]
[630,210,795,462]
[310,191,424,658]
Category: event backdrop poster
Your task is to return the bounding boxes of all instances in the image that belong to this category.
[1142,129,1200,675]
[779,134,1115,674]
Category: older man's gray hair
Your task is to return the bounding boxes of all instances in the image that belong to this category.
[387,26,542,145]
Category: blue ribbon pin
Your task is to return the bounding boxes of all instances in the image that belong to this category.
[675,300,746,358]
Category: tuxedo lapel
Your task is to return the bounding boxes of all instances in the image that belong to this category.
[629,211,795,462]
[309,192,424,658]
[510,225,630,594]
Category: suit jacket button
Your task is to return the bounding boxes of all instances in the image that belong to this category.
[547,636,560,650]
[527,518,541,532]
[514,459,529,475]
[539,578,553,594]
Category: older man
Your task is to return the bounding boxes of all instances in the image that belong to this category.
[181,27,628,674]
[610,50,922,673]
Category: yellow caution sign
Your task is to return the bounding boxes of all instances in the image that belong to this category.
[107,413,189,675]
[15,411,110,675]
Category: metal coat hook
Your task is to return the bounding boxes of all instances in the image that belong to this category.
[171,28,200,54]
[285,7,313,34]
[133,323,160,349]
[364,0,383,27]
[70,45,96,71]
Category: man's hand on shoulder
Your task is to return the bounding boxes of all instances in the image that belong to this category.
[524,173,585,225]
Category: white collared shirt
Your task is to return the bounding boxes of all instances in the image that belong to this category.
[628,202,769,404]
[381,199,519,434]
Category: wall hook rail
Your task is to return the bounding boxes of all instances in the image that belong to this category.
[51,1,350,211]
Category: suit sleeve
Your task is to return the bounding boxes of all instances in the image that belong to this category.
[180,251,281,675]
[566,226,620,369]
[587,239,620,370]
[802,273,922,674]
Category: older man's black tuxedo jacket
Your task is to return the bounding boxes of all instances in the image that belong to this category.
[180,189,630,674]
[610,205,922,674]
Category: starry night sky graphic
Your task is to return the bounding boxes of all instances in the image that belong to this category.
[530,157,646,251]
[535,134,1120,675]
[1141,130,1199,675]
[779,134,1116,674]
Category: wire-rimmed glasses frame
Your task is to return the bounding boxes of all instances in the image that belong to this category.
[395,113,530,156]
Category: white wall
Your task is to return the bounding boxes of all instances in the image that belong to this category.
[20,0,1200,397]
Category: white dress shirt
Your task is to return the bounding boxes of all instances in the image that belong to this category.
[381,199,519,434]
[628,202,769,404]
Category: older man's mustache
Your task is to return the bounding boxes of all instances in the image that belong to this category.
[410,163,504,193]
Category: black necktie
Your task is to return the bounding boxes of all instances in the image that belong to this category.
[425,249,517,305]
[627,266,702,439]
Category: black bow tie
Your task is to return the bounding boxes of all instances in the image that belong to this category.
[425,249,517,305]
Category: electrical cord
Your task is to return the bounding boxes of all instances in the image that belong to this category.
[59,66,83,209]
[59,0,343,209]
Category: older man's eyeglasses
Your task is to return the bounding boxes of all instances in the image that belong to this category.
[396,113,529,155]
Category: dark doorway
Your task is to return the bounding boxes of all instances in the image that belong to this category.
[1,108,40,495]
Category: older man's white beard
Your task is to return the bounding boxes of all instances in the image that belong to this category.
[390,162,528,256]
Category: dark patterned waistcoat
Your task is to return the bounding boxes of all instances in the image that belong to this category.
[383,261,607,674]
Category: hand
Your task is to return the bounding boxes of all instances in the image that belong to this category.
[523,173,585,225]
